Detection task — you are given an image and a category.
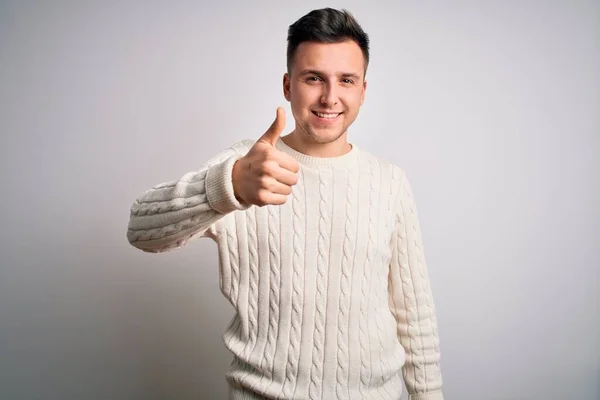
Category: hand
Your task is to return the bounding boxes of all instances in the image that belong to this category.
[232,107,301,207]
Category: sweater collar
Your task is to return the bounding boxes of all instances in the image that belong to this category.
[275,138,359,167]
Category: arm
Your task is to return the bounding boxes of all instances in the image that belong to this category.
[126,140,252,253]
[388,169,443,400]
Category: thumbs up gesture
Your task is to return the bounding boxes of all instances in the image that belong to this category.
[232,108,301,207]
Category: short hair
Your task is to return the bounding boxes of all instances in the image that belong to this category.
[286,8,370,75]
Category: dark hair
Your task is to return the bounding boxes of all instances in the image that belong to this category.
[286,8,370,75]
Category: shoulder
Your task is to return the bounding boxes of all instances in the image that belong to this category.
[356,146,407,185]
[355,147,416,212]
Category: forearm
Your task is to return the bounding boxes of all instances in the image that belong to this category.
[126,143,250,252]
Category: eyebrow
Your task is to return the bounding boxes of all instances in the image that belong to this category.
[298,69,362,80]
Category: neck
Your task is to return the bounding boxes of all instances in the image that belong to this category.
[281,130,352,158]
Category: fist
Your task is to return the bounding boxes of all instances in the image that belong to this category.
[232,107,301,207]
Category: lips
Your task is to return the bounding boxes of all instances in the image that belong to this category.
[312,111,342,119]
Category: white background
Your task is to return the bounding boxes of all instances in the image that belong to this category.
[1,1,598,399]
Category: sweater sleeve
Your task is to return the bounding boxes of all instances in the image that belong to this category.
[388,169,443,400]
[126,140,253,253]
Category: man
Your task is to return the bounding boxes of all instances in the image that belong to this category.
[127,8,443,400]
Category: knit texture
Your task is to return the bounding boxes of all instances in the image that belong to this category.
[127,139,444,400]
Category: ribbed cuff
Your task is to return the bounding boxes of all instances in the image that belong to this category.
[409,391,444,400]
[205,154,251,214]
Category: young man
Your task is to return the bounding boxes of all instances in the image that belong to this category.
[127,8,444,400]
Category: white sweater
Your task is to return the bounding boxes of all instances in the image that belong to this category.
[127,138,443,400]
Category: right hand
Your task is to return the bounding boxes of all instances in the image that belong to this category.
[232,107,301,207]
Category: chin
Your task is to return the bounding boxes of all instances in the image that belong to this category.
[304,126,346,144]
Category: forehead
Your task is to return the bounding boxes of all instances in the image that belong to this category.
[291,40,365,75]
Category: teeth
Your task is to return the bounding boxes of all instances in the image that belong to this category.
[316,112,340,119]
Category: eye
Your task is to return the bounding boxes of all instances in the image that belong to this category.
[306,76,323,83]
[342,78,355,84]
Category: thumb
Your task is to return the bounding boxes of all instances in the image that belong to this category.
[259,107,286,146]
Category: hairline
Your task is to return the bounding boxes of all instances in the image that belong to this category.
[286,39,369,78]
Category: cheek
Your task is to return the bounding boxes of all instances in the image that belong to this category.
[291,88,316,110]
[290,83,302,101]
[289,89,308,118]
[349,91,364,110]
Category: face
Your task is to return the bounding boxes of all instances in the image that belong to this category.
[283,40,367,145]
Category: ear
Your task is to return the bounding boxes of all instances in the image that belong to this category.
[360,79,367,105]
[283,73,291,101]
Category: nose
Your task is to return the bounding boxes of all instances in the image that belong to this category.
[320,83,339,107]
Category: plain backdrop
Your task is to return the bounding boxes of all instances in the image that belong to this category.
[0,1,598,399]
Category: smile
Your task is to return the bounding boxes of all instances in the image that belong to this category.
[312,111,342,119]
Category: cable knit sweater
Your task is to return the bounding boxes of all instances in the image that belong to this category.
[127,138,443,400]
